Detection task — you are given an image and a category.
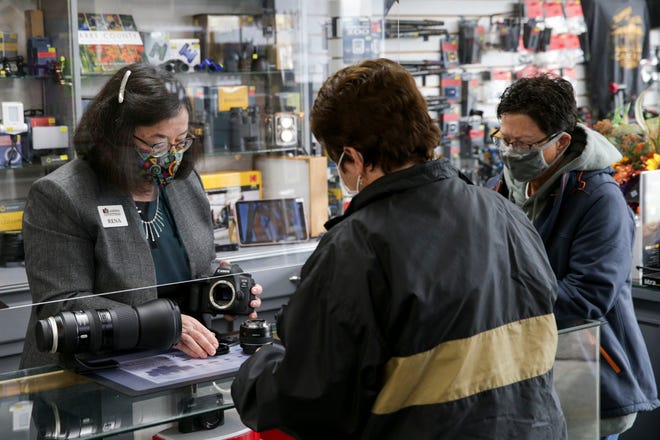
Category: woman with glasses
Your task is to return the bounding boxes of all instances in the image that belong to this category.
[20,63,262,369]
[488,74,659,440]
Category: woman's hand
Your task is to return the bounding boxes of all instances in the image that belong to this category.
[248,283,263,319]
[174,314,219,358]
[223,283,263,321]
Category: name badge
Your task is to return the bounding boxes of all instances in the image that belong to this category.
[98,205,129,228]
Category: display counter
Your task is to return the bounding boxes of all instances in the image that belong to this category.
[624,286,660,440]
[0,241,319,374]
[0,319,601,440]
[0,365,238,440]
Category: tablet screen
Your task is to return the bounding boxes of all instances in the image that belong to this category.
[234,198,309,246]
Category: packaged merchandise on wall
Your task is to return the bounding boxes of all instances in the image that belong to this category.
[143,32,201,72]
[0,199,24,232]
[77,13,144,73]
[27,37,56,76]
[0,134,23,168]
[25,9,44,38]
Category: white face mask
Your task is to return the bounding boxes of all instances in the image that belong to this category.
[337,151,362,196]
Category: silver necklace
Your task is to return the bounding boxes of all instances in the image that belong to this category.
[136,189,165,242]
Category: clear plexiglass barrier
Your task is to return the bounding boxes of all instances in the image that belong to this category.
[0,281,601,440]
[555,319,602,440]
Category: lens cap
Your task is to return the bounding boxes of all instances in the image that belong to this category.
[35,318,55,353]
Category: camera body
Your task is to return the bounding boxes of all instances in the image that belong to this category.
[264,111,298,148]
[189,263,256,316]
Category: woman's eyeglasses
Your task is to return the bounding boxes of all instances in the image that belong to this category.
[134,135,194,158]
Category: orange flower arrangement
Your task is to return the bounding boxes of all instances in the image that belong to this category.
[593,117,656,184]
[592,92,660,213]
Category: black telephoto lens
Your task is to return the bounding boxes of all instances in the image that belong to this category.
[35,298,182,355]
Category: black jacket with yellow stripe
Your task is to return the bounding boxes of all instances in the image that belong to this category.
[231,158,567,439]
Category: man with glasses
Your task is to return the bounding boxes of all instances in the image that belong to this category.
[488,74,659,440]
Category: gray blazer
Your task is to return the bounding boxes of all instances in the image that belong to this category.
[20,158,215,368]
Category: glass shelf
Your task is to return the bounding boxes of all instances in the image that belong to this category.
[0,154,72,173]
[202,146,304,157]
[80,69,293,78]
[0,366,237,440]
[0,75,51,81]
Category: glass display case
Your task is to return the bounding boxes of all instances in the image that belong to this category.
[0,316,601,440]
[0,0,400,373]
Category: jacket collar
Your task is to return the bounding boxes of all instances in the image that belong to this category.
[325,158,468,230]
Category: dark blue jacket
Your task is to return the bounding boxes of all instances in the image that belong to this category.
[489,126,659,418]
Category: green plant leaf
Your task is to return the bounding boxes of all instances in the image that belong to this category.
[634,89,651,136]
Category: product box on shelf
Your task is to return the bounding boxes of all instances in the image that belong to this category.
[27,37,56,76]
[217,86,249,112]
[25,9,44,38]
[200,170,262,244]
[142,32,169,64]
[0,134,23,168]
[143,32,201,71]
[193,14,242,62]
[441,103,461,140]
[0,199,25,232]
[77,13,144,74]
[329,16,381,66]
[0,32,18,58]
[23,115,53,160]
[31,126,69,151]
[167,39,201,69]
[80,13,133,31]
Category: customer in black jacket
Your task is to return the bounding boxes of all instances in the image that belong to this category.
[231,58,567,439]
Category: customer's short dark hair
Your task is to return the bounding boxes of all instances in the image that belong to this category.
[74,63,197,193]
[310,58,440,173]
[496,74,578,135]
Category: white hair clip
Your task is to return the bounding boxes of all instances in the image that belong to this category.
[118,70,132,103]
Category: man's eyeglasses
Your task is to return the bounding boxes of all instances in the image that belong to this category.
[134,135,194,158]
[490,128,560,151]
